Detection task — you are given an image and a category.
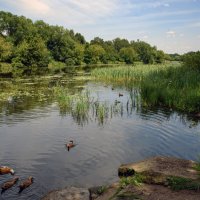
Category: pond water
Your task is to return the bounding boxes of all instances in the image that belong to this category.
[0,75,200,200]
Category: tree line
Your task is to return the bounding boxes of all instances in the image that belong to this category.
[0,11,198,76]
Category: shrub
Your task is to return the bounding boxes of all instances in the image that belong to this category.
[182,51,200,71]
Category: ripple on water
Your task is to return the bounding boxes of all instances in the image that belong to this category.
[1,82,200,200]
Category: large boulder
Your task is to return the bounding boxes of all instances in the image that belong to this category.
[118,156,198,180]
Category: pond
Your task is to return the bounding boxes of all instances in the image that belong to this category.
[0,73,200,200]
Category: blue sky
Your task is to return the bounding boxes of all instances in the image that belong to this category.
[0,0,200,54]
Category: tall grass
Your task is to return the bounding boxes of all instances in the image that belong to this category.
[92,63,200,113]
[52,86,124,125]
[91,63,175,84]
[140,67,200,112]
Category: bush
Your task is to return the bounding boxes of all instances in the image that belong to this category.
[182,51,200,71]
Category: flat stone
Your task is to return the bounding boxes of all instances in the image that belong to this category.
[41,187,89,200]
[118,156,198,180]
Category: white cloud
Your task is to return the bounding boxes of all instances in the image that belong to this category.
[8,0,50,15]
[142,35,149,39]
[2,0,120,25]
[166,30,176,37]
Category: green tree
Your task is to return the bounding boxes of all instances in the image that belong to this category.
[0,11,36,45]
[155,50,165,63]
[34,20,51,44]
[75,33,86,44]
[12,36,50,75]
[182,51,200,71]
[47,26,76,63]
[113,38,129,52]
[0,36,13,62]
[119,47,138,64]
[132,41,156,64]
[90,37,104,46]
[84,44,105,64]
[73,44,84,65]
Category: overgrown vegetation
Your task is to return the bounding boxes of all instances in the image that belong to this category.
[52,86,123,126]
[92,62,200,113]
[92,63,173,84]
[141,66,200,112]
[182,51,200,71]
[0,11,169,77]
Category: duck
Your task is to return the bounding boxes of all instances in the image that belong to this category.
[119,93,123,97]
[66,140,75,151]
[19,176,34,193]
[0,166,15,175]
[115,100,121,105]
[1,177,19,192]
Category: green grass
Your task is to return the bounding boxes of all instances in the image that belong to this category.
[140,66,200,112]
[167,176,200,191]
[92,63,174,84]
[119,173,145,188]
[92,62,200,112]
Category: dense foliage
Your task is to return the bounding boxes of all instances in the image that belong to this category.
[0,11,168,76]
[92,63,200,113]
[182,51,200,71]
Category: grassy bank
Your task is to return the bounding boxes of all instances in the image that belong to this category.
[92,63,200,113]
[91,63,173,84]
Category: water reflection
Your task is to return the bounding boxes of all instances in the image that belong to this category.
[0,77,200,200]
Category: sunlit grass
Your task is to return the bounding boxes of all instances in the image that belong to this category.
[91,63,176,84]
[92,63,200,112]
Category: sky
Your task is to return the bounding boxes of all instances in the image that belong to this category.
[0,0,200,54]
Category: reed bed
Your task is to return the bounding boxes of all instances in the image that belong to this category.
[141,67,200,112]
[91,63,175,84]
[52,86,124,125]
[92,63,200,112]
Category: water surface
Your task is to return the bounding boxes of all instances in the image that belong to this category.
[0,77,200,200]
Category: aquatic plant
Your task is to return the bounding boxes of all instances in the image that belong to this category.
[140,66,200,112]
[52,85,125,125]
[92,62,200,113]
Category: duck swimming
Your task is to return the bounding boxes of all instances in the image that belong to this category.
[19,176,33,193]
[66,140,75,151]
[0,166,15,175]
[119,93,123,97]
[1,177,19,193]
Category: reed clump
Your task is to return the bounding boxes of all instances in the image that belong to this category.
[53,86,123,125]
[92,63,200,112]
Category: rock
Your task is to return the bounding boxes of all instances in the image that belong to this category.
[95,183,119,200]
[118,167,135,177]
[89,186,107,200]
[41,187,89,200]
[118,156,198,180]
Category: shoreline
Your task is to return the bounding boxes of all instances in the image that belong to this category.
[42,156,200,200]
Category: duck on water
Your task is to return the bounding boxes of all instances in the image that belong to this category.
[19,176,34,193]
[1,177,19,193]
[66,140,76,151]
[0,166,15,175]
